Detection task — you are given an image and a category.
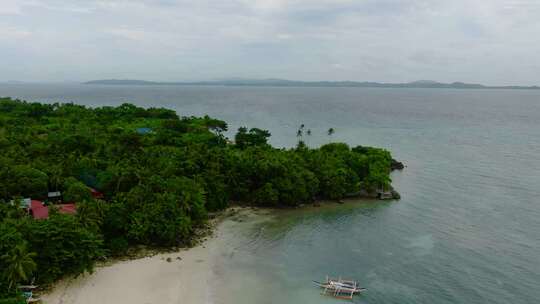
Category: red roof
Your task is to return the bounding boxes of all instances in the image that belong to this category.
[30,200,49,220]
[28,200,77,219]
[90,188,104,199]
[30,200,44,209]
[58,203,77,214]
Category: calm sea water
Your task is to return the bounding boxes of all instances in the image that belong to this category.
[1,84,540,304]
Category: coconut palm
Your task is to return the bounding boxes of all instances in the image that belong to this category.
[1,243,37,291]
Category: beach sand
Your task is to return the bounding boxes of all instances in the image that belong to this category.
[42,208,270,304]
[42,242,214,304]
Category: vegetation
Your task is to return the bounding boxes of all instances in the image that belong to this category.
[0,97,394,298]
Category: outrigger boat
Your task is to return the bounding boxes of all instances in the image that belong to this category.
[18,285,41,303]
[313,276,366,300]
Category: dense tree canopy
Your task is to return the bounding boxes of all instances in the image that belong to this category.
[0,97,395,299]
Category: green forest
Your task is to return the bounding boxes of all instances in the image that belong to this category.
[0,97,395,301]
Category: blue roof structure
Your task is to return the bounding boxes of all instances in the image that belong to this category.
[136,127,153,134]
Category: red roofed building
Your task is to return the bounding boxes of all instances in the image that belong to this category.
[29,200,49,220]
[90,188,104,199]
[58,203,77,215]
[28,200,77,219]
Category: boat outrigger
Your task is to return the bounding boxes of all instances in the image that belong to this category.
[313,276,366,300]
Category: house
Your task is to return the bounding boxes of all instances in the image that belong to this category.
[48,191,61,199]
[57,203,77,215]
[48,191,61,198]
[89,187,104,199]
[10,198,32,209]
[48,191,62,203]
[27,200,77,220]
[29,200,49,220]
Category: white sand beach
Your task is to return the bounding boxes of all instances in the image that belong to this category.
[42,240,215,304]
[41,208,266,304]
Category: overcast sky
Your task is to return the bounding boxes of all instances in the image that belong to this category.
[1,0,540,85]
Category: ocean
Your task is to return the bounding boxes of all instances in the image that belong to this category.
[1,83,539,304]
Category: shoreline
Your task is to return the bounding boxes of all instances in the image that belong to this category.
[41,207,271,304]
[42,233,215,304]
[40,200,386,304]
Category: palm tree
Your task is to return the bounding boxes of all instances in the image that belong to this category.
[306,129,312,136]
[327,128,335,136]
[1,243,37,291]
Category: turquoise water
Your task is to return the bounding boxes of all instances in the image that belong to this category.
[1,84,540,303]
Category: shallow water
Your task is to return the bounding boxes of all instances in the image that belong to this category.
[1,84,540,303]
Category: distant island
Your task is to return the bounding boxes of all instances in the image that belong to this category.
[84,79,540,90]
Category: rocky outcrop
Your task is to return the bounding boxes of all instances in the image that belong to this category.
[346,187,401,201]
[391,159,405,170]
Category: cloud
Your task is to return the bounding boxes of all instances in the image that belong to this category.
[0,0,24,15]
[1,0,540,84]
[0,27,32,39]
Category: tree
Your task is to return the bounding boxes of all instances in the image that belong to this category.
[328,128,335,136]
[234,127,271,149]
[76,199,109,235]
[1,244,36,291]
[253,183,279,206]
[22,214,104,283]
[0,223,28,294]
[6,166,48,199]
[202,115,228,133]
[63,178,92,202]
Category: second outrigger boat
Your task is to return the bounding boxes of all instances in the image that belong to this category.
[313,276,366,300]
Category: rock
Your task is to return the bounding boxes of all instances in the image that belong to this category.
[166,257,172,262]
[337,200,345,204]
[391,190,401,200]
[377,191,393,200]
[391,159,405,170]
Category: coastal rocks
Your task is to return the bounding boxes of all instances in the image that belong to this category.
[345,188,401,200]
[377,189,401,200]
[391,159,405,170]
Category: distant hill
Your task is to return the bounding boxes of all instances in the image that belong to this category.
[83,79,540,90]
[84,79,158,85]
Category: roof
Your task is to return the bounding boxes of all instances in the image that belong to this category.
[30,200,49,220]
[28,200,77,219]
[90,188,104,199]
[30,200,44,209]
[136,127,153,134]
[48,191,61,198]
[9,198,32,208]
[58,204,77,214]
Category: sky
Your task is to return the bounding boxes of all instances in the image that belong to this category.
[1,0,540,85]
